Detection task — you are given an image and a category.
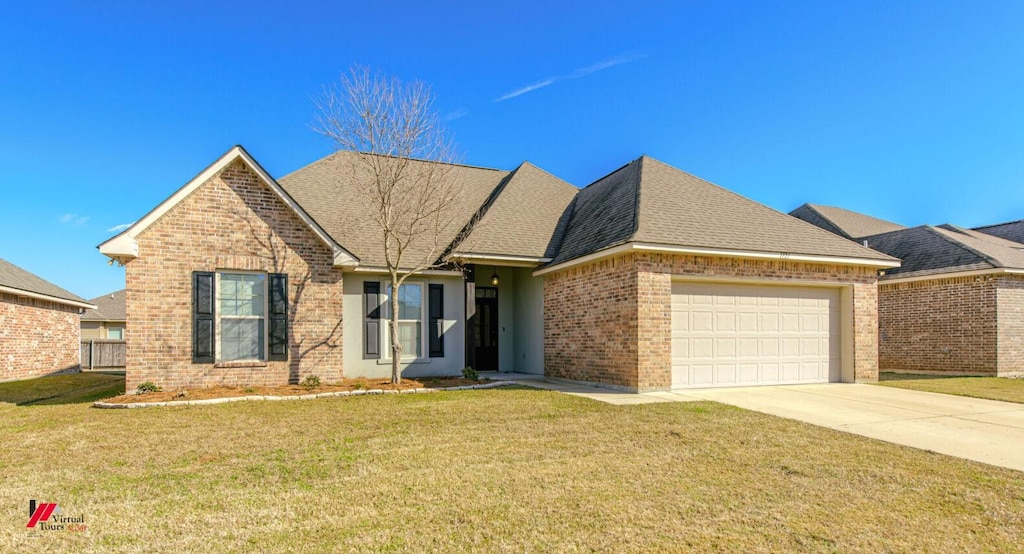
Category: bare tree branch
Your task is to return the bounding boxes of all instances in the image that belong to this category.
[312,65,463,384]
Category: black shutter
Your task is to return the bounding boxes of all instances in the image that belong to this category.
[363,281,380,359]
[268,273,288,361]
[192,271,215,364]
[429,283,444,358]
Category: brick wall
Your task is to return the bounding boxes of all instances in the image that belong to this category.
[125,159,344,391]
[544,252,880,391]
[996,275,1024,377]
[0,293,80,381]
[878,276,998,374]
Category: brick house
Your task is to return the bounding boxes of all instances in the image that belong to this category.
[791,204,1024,377]
[99,146,897,392]
[0,257,94,382]
[81,289,126,340]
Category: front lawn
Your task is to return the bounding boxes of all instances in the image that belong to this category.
[0,375,1022,552]
[878,372,1024,404]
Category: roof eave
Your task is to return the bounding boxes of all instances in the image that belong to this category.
[0,285,96,310]
[534,242,900,277]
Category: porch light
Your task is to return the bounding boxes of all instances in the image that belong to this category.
[490,268,500,286]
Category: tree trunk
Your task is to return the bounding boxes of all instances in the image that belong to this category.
[390,277,402,384]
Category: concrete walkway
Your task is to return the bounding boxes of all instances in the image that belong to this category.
[485,373,1024,472]
[685,384,1024,472]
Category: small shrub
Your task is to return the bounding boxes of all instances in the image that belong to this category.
[243,387,256,394]
[301,375,321,390]
[136,382,162,394]
[352,382,365,390]
[462,367,479,381]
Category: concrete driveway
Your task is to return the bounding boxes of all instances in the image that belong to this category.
[681,384,1024,472]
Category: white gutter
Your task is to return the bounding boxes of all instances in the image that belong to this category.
[880,267,1024,285]
[533,242,901,277]
[451,253,551,267]
[0,285,96,311]
[350,266,464,276]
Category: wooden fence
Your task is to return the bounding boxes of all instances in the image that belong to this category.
[81,340,126,369]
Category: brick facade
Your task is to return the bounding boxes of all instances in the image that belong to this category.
[125,160,344,391]
[0,293,80,381]
[879,274,1024,376]
[544,252,880,391]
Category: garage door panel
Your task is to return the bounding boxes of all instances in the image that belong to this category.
[671,282,841,389]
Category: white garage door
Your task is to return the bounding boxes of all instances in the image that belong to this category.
[671,282,840,389]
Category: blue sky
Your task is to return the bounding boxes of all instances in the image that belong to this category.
[3,1,1024,299]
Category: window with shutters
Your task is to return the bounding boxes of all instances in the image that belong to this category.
[217,272,267,362]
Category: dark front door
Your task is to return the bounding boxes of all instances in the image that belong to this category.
[472,287,499,371]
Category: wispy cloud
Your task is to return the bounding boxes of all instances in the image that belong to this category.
[107,222,135,233]
[495,78,557,102]
[494,52,645,102]
[59,213,90,225]
[443,107,470,122]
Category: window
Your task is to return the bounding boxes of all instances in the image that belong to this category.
[218,273,266,362]
[384,283,424,359]
[107,327,124,340]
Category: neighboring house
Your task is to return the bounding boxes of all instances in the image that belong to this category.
[81,289,127,340]
[975,219,1024,244]
[792,206,1024,377]
[99,146,897,392]
[0,257,94,381]
[789,203,907,240]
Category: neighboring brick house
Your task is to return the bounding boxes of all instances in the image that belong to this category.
[0,257,94,382]
[81,289,126,340]
[100,146,897,392]
[792,205,1024,377]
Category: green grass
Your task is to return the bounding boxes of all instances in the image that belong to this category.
[877,372,1024,404]
[0,372,124,406]
[0,375,1022,552]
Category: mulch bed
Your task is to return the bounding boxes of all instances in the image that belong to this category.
[104,377,485,404]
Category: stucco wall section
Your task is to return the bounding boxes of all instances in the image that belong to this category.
[878,276,997,374]
[125,159,344,391]
[0,293,81,381]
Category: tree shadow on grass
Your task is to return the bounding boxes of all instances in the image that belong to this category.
[0,372,125,406]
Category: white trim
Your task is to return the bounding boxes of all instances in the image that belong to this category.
[0,285,95,310]
[350,266,464,276]
[451,253,551,267]
[98,145,359,268]
[532,242,901,276]
[880,267,1024,285]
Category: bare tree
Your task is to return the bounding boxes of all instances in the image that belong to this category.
[313,65,462,384]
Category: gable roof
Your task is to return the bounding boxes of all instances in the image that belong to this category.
[278,150,512,269]
[81,289,126,321]
[861,224,1024,280]
[0,257,93,309]
[98,146,357,267]
[974,219,1024,244]
[789,203,906,240]
[451,161,579,261]
[548,156,898,268]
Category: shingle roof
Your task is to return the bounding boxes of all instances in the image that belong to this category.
[0,257,88,305]
[81,289,126,321]
[550,156,896,265]
[452,162,578,259]
[861,224,1024,280]
[789,203,906,240]
[974,219,1024,244]
[278,150,511,268]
